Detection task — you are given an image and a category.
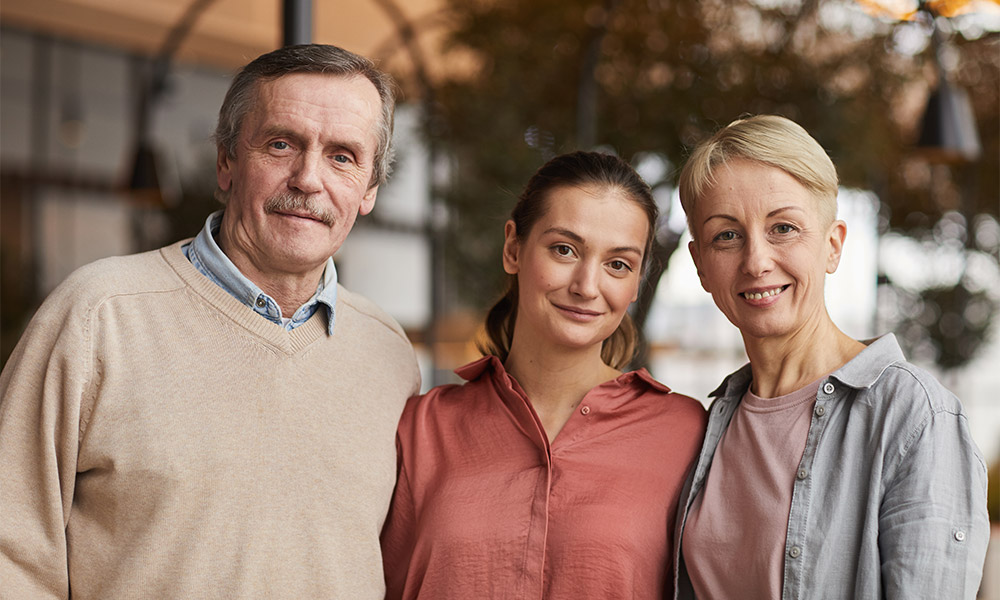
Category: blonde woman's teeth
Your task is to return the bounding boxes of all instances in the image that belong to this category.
[743,287,784,300]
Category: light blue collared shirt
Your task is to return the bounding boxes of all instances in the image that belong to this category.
[183,210,338,335]
[673,334,989,600]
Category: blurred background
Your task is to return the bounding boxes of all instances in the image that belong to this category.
[1,0,998,592]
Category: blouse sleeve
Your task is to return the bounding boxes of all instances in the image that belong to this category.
[380,431,419,600]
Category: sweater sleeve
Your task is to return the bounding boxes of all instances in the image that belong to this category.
[0,281,97,599]
[879,403,990,599]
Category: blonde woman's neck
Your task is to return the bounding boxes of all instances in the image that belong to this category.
[743,316,865,399]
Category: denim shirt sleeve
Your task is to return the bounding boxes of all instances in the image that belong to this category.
[876,367,990,599]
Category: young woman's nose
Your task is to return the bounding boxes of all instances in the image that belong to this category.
[568,261,600,299]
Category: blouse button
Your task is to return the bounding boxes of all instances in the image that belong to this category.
[581,406,591,415]
[788,546,801,559]
[822,382,835,394]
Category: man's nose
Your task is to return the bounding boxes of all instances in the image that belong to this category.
[288,150,323,194]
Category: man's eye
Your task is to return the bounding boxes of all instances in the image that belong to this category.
[333,154,351,164]
[271,141,289,150]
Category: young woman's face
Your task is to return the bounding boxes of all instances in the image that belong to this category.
[503,184,648,354]
[687,159,846,343]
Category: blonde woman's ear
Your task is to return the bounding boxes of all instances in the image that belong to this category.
[826,220,848,274]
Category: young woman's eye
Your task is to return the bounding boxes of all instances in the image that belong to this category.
[609,260,633,273]
[553,244,574,257]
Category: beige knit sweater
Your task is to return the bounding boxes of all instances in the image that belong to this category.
[0,240,421,599]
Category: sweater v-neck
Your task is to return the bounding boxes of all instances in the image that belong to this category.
[161,240,328,355]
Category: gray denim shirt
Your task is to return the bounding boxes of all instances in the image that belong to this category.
[673,334,989,600]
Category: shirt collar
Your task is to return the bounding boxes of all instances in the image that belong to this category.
[829,334,905,389]
[185,210,339,335]
[709,333,906,398]
[455,355,672,393]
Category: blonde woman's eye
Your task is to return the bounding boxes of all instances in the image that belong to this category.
[714,231,737,242]
[774,223,795,234]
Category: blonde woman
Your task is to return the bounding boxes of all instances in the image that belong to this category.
[673,115,989,599]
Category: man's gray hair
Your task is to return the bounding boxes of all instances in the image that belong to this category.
[214,44,397,190]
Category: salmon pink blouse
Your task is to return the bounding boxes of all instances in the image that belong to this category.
[381,356,707,599]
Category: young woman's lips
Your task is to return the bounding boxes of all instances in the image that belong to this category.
[553,303,602,321]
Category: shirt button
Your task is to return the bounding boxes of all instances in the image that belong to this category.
[814,404,826,417]
[797,468,808,480]
[255,297,266,308]
[955,530,966,542]
[788,546,801,558]
[823,382,835,394]
[581,406,591,415]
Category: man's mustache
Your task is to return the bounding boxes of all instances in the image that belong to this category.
[264,193,335,227]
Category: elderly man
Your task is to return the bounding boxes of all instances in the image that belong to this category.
[0,44,420,599]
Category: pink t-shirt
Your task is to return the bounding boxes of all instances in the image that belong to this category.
[682,377,823,600]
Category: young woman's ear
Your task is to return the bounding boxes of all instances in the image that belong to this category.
[502,221,520,275]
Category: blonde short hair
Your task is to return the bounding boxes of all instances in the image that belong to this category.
[678,115,839,234]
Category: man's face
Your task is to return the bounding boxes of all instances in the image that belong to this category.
[216,72,382,281]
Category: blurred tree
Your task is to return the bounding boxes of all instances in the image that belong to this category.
[422,0,999,369]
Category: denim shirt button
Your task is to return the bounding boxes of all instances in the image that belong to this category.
[789,546,801,558]
[822,382,835,394]
[814,404,826,417]
[255,296,266,308]
[955,530,966,542]
[797,468,808,480]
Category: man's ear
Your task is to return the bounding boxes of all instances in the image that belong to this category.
[825,220,847,274]
[689,239,710,293]
[502,220,520,275]
[217,148,233,194]
[360,185,378,216]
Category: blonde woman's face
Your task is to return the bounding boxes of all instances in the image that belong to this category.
[687,159,846,343]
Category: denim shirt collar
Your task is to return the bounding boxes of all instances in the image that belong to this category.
[828,334,906,389]
[708,333,906,400]
[185,210,338,335]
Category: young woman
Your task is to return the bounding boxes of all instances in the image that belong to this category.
[673,115,989,599]
[381,151,707,599]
